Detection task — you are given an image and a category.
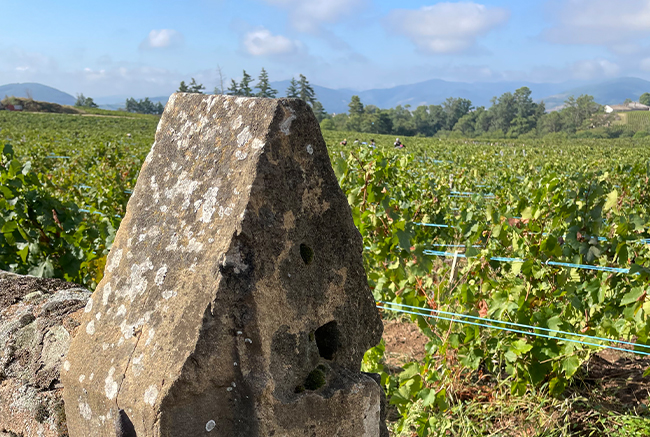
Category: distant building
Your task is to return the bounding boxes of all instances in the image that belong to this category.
[604,102,650,113]
[5,104,23,111]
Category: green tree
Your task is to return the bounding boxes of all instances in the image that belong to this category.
[443,98,473,130]
[311,101,327,122]
[298,74,316,106]
[74,93,98,108]
[286,78,299,99]
[177,81,189,93]
[562,95,600,131]
[640,93,650,106]
[187,78,205,94]
[239,70,254,97]
[348,95,364,117]
[227,79,240,96]
[255,68,277,98]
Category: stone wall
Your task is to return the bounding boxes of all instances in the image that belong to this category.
[0,270,90,437]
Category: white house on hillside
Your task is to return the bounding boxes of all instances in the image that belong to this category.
[604,102,650,113]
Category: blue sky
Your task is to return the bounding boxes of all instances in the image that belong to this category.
[3,0,650,98]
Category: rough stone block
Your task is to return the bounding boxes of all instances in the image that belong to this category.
[63,95,385,436]
[0,270,90,437]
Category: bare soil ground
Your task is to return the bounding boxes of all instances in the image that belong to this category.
[381,317,650,435]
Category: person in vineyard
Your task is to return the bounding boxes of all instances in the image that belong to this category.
[394,138,404,148]
[340,138,348,146]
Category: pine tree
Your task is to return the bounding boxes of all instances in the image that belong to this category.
[311,101,327,122]
[177,81,189,93]
[255,68,277,98]
[188,78,205,94]
[348,95,364,116]
[227,79,240,96]
[286,78,299,99]
[298,74,316,106]
[239,70,254,97]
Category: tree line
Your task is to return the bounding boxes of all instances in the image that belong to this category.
[173,69,327,121]
[320,88,623,139]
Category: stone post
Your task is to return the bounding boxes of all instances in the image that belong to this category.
[63,95,386,436]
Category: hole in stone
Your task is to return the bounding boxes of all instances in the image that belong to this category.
[315,321,339,360]
[116,409,137,437]
[300,243,314,265]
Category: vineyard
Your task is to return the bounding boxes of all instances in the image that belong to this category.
[619,111,650,132]
[2,111,650,435]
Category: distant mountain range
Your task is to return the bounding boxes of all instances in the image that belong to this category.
[3,77,650,114]
[0,83,76,106]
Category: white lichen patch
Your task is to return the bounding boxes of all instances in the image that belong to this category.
[218,205,234,218]
[106,248,123,273]
[145,328,155,347]
[102,282,113,306]
[121,258,154,302]
[235,150,248,160]
[79,400,92,420]
[200,186,220,223]
[95,312,102,321]
[132,353,145,377]
[79,374,86,383]
[306,144,313,155]
[86,320,96,335]
[161,290,176,300]
[105,367,118,400]
[237,126,252,147]
[280,107,297,135]
[84,297,93,313]
[144,385,158,406]
[63,360,71,372]
[206,420,216,432]
[164,171,201,209]
[231,114,243,130]
[251,138,265,150]
[116,304,127,318]
[155,265,168,286]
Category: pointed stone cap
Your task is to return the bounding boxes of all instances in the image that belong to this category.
[63,95,384,436]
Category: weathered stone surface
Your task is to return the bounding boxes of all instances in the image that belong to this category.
[63,95,385,436]
[0,270,90,437]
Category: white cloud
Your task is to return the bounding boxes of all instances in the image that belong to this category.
[569,59,620,80]
[385,2,510,54]
[260,0,365,33]
[242,27,302,56]
[544,0,650,46]
[139,29,184,50]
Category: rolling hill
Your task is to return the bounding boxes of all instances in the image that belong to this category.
[541,77,650,111]
[0,83,76,106]
[3,77,650,114]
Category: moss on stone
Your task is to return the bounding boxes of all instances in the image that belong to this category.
[304,367,326,391]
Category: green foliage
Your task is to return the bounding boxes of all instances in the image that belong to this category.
[255,68,277,98]
[74,93,98,108]
[0,143,116,286]
[125,97,164,115]
[178,78,205,94]
[298,74,316,106]
[3,108,650,435]
[239,70,254,97]
[325,131,650,433]
[0,111,156,287]
[640,92,650,106]
[286,78,299,99]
